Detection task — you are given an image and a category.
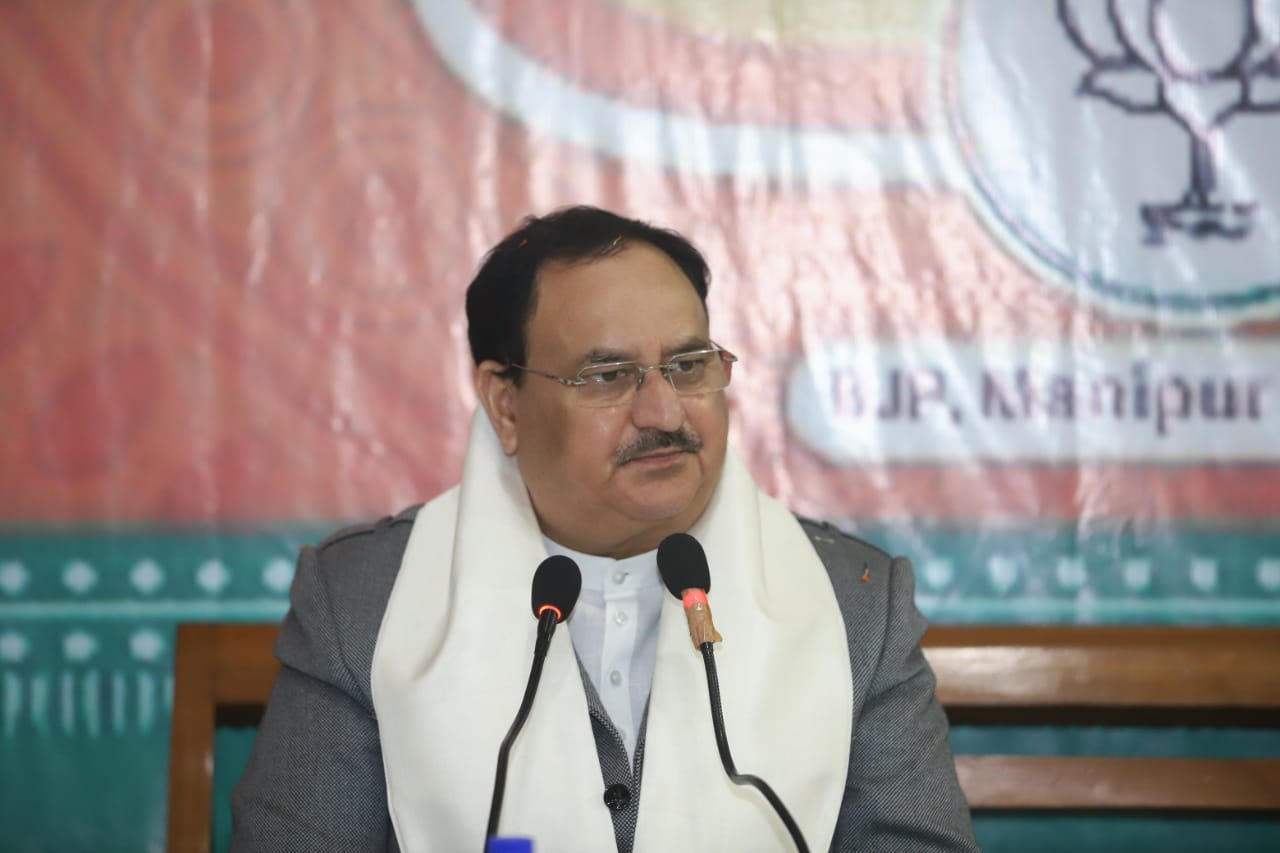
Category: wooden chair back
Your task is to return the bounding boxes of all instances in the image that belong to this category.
[167,622,1280,850]
[923,625,1280,811]
[167,622,280,853]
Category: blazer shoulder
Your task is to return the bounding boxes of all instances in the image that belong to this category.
[299,503,423,644]
[277,504,424,706]
[797,515,895,572]
[314,503,422,554]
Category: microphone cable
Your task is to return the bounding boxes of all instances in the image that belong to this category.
[484,554,582,850]
[698,639,809,853]
[657,533,810,853]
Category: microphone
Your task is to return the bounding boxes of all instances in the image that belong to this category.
[657,532,721,647]
[656,534,810,853]
[484,555,582,850]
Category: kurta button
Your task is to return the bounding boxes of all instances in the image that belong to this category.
[603,783,631,812]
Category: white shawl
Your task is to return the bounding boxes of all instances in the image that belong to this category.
[372,413,852,851]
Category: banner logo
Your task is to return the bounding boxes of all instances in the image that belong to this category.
[947,0,1280,322]
[1062,0,1280,244]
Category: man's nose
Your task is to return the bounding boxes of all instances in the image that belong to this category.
[630,369,684,431]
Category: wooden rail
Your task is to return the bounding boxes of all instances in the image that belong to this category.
[925,626,1280,811]
[168,623,280,853]
[167,623,1280,850]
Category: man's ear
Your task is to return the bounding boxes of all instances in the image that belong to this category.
[475,361,520,455]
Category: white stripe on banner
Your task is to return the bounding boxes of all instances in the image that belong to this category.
[1,600,290,621]
[412,0,957,188]
[83,670,100,739]
[137,672,155,735]
[30,676,49,736]
[112,671,127,736]
[60,673,74,736]
[2,673,20,738]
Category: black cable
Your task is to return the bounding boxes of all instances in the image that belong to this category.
[484,611,557,848]
[699,641,810,853]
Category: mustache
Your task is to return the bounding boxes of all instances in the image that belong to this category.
[615,428,703,465]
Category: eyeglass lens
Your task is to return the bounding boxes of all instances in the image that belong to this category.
[576,351,730,405]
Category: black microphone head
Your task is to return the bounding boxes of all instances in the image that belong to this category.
[657,533,711,599]
[531,554,582,623]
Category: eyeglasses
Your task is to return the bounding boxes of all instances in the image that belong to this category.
[509,344,738,408]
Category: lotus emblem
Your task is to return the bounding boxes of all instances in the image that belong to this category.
[1059,0,1280,243]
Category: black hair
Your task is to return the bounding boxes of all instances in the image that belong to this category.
[465,206,710,378]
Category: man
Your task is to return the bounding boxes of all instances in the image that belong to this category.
[232,206,978,852]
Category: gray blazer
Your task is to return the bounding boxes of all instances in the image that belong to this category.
[231,507,979,852]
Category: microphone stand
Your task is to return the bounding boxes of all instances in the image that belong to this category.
[698,641,810,853]
[484,609,559,849]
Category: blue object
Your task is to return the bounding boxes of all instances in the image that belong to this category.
[485,837,534,853]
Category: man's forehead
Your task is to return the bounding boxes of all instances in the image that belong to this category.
[527,243,711,363]
[578,335,713,364]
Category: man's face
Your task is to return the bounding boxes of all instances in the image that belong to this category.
[480,242,729,558]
